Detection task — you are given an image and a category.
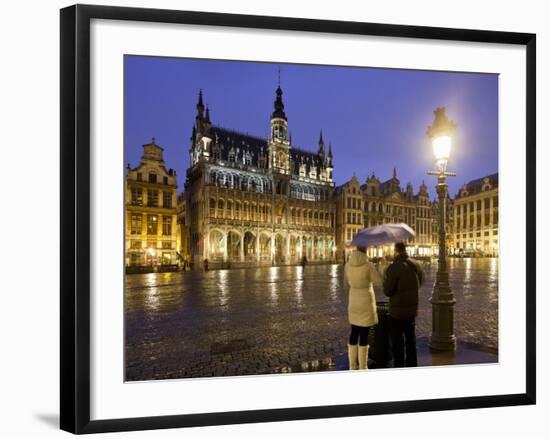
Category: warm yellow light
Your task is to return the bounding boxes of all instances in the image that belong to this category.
[432,135,452,162]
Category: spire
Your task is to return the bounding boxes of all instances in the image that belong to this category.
[393,166,397,179]
[328,142,333,158]
[271,78,287,121]
[318,130,325,156]
[197,89,204,115]
[205,105,210,123]
[190,125,196,143]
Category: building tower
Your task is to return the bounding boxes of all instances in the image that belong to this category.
[269,80,291,175]
[190,90,213,165]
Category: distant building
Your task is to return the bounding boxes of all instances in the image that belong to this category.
[180,86,336,268]
[125,139,178,271]
[334,176,364,260]
[335,169,439,258]
[452,173,499,256]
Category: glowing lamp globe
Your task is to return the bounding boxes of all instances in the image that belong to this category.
[427,107,456,171]
[432,134,452,170]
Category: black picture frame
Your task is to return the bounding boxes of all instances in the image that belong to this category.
[60,4,536,434]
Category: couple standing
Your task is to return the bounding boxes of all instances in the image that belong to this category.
[345,242,424,370]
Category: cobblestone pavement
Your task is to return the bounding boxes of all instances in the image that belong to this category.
[125,258,498,381]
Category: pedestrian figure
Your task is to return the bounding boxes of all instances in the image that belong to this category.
[301,255,307,268]
[344,246,383,370]
[203,258,209,272]
[383,242,424,368]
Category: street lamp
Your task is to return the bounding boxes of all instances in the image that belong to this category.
[427,107,457,351]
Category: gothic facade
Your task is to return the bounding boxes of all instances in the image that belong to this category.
[180,86,336,268]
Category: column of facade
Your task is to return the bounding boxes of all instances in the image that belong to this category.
[239,231,244,262]
[489,196,494,226]
[222,230,228,262]
[204,228,209,261]
[286,234,291,262]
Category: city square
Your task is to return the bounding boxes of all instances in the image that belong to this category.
[125,258,498,381]
[124,56,499,380]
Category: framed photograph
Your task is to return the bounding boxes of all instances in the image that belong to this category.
[60,4,536,434]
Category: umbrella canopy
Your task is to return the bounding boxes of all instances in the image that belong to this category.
[351,223,416,248]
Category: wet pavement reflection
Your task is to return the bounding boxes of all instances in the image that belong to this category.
[125,258,498,381]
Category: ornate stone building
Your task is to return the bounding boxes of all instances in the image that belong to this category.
[452,173,498,255]
[335,169,439,258]
[125,140,178,271]
[180,86,336,268]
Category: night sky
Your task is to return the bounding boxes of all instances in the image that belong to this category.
[124,56,498,197]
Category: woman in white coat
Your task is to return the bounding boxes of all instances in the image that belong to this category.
[344,246,383,370]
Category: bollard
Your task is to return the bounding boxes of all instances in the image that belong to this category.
[368,301,394,368]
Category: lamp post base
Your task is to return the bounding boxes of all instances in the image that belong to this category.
[429,334,457,351]
[430,295,457,351]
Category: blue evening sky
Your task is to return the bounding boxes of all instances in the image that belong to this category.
[124,56,498,197]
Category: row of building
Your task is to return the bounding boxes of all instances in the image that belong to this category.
[125,85,499,270]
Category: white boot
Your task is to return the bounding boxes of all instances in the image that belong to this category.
[358,345,369,370]
[348,344,358,370]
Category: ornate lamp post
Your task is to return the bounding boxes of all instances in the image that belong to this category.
[427,107,457,351]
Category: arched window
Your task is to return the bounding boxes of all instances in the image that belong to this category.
[148,172,157,183]
[218,199,224,210]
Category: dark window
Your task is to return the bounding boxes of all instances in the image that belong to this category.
[162,216,172,236]
[149,172,157,183]
[130,214,142,235]
[163,191,172,208]
[147,190,159,207]
[131,187,142,205]
[136,172,142,181]
[163,176,168,185]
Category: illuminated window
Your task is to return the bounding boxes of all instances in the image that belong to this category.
[147,215,158,235]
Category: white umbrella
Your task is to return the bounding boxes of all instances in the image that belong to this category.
[351,223,415,248]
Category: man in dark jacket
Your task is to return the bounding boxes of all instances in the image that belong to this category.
[383,242,424,367]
